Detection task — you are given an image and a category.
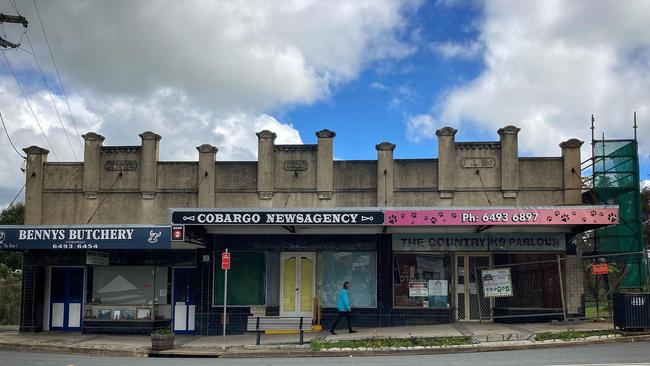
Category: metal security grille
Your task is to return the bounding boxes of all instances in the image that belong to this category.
[477,254,564,320]
[469,256,491,320]
[456,256,465,320]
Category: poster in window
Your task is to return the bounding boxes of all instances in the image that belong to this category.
[428,279,448,308]
[409,282,429,297]
[481,268,513,297]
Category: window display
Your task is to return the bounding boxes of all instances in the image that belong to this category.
[85,266,170,321]
[393,253,450,308]
[321,252,377,308]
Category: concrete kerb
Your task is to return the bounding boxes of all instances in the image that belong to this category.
[217,334,650,358]
[2,333,650,358]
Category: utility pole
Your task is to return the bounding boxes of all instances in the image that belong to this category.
[0,13,29,48]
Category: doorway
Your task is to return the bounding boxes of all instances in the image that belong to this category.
[455,255,491,321]
[280,252,315,317]
[173,267,196,334]
[50,267,84,331]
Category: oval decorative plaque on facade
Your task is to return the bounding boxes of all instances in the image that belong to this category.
[104,160,138,171]
[284,160,308,171]
[459,158,495,168]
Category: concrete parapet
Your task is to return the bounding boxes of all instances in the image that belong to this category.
[560,138,584,204]
[436,127,457,202]
[316,129,335,200]
[376,142,396,207]
[256,130,276,200]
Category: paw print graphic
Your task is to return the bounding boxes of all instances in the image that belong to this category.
[388,214,397,225]
[599,212,604,217]
[608,213,618,223]
[400,213,405,219]
[451,212,458,219]
[572,211,577,216]
[437,211,445,217]
[582,217,587,223]
[424,216,429,221]
[546,216,553,222]
[560,214,570,222]
[554,211,560,217]
[410,212,418,219]
[430,217,437,224]
[590,210,597,217]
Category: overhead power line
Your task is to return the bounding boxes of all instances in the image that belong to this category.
[0,13,27,48]
[24,32,78,160]
[0,111,26,159]
[31,0,83,151]
[2,52,59,161]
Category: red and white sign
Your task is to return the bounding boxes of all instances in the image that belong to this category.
[171,226,184,241]
[592,263,609,275]
[384,207,619,226]
[221,252,231,270]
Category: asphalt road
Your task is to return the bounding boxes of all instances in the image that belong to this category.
[1,341,649,366]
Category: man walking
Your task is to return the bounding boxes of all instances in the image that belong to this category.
[329,281,356,335]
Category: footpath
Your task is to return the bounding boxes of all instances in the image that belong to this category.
[0,321,648,358]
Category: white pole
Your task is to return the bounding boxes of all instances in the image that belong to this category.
[222,248,228,351]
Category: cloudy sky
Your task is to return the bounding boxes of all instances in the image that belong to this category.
[0,0,649,208]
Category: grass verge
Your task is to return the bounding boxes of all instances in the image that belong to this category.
[534,329,618,342]
[310,336,473,351]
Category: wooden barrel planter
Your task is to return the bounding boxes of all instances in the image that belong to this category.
[151,333,175,350]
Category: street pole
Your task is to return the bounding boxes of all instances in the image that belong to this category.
[557,254,567,321]
[222,248,228,351]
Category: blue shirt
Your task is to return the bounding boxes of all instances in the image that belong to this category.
[336,288,350,312]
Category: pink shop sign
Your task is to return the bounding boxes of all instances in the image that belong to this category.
[384,207,619,226]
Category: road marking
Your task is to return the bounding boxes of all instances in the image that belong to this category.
[546,364,650,366]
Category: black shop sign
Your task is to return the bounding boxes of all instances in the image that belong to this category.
[170,210,384,225]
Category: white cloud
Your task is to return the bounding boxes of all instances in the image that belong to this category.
[406,114,439,142]
[0,0,420,208]
[431,40,483,60]
[409,0,650,167]
[370,82,389,90]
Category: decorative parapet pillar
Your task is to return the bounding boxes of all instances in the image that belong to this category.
[82,132,105,199]
[256,130,276,200]
[139,131,161,199]
[196,144,218,207]
[376,142,396,207]
[22,146,49,225]
[560,138,584,205]
[316,129,335,200]
[498,125,521,201]
[436,127,457,201]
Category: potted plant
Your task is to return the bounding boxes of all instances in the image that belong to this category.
[151,327,175,350]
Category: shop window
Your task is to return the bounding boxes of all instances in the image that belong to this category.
[86,266,170,321]
[393,254,450,308]
[214,252,265,306]
[321,252,377,308]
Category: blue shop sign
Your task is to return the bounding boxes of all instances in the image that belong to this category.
[0,225,171,250]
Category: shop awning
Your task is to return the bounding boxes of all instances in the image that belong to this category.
[168,205,618,235]
[0,225,202,251]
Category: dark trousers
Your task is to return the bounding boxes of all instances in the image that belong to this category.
[330,311,352,331]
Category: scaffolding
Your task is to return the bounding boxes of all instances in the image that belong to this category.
[581,115,646,289]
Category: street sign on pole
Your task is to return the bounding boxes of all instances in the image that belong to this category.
[592,263,609,275]
[222,249,229,350]
[222,251,231,270]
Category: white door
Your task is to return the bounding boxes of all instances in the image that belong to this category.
[280,252,315,317]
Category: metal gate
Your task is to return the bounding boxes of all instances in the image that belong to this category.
[455,254,491,321]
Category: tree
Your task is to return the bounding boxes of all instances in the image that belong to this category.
[0,202,24,271]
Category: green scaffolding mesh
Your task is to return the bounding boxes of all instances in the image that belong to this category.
[592,140,646,288]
